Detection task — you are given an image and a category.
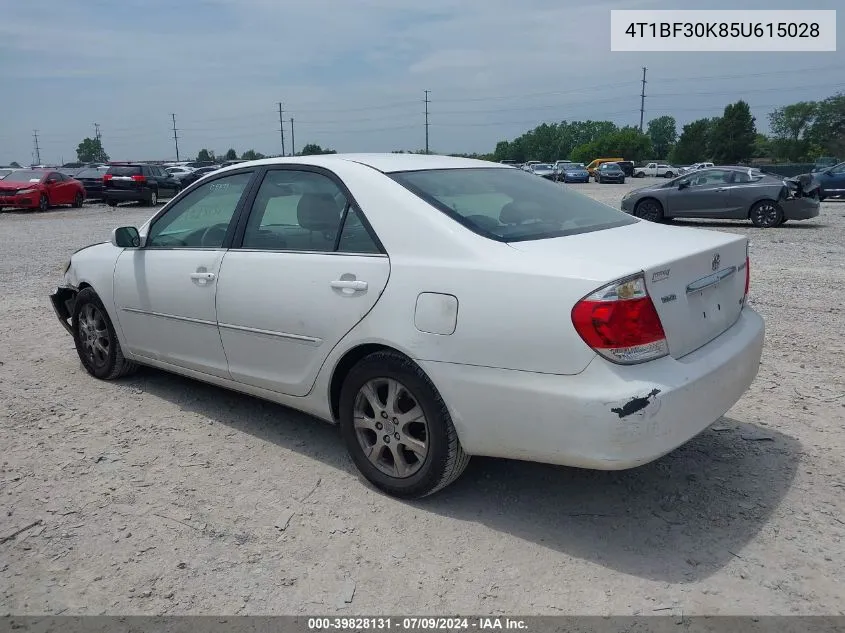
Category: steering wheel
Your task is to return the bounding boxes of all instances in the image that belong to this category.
[199,224,228,247]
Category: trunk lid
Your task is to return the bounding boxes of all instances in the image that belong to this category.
[508,220,748,359]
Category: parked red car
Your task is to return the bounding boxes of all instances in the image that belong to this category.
[0,169,86,212]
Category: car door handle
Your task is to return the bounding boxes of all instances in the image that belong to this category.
[190,272,216,282]
[330,279,367,291]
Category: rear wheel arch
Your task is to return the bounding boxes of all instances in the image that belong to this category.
[329,343,400,420]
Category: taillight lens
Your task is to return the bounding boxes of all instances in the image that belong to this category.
[103,174,112,182]
[571,274,669,365]
[131,175,146,183]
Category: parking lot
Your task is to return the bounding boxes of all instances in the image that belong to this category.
[1,179,844,616]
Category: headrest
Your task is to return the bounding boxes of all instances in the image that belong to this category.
[297,193,340,232]
[499,201,528,224]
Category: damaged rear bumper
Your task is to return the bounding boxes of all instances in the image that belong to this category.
[50,287,77,335]
[419,308,765,469]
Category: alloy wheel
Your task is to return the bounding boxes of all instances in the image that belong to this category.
[352,377,429,478]
[78,303,110,369]
[752,202,779,227]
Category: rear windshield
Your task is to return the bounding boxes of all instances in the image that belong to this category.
[108,166,142,176]
[75,168,103,178]
[390,167,636,242]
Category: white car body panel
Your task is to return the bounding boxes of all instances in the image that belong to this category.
[113,249,230,378]
[215,250,390,396]
[56,153,765,472]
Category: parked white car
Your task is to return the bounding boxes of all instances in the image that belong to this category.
[633,163,677,178]
[50,154,764,498]
[681,162,715,173]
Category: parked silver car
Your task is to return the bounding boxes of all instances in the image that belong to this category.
[620,166,820,228]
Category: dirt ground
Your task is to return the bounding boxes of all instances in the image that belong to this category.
[1,181,843,616]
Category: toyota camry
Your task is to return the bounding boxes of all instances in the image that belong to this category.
[50,154,765,498]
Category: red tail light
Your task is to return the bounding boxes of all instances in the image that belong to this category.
[571,274,668,365]
[744,255,750,297]
[131,175,146,183]
[103,174,113,182]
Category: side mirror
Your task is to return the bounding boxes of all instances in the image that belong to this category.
[112,226,142,248]
[678,179,690,190]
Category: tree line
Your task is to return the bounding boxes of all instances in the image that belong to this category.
[491,92,844,166]
[40,92,843,168]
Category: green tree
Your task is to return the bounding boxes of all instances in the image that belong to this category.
[807,93,845,157]
[240,149,266,160]
[752,134,772,159]
[196,148,214,163]
[76,137,109,163]
[709,100,756,164]
[768,101,816,161]
[670,118,715,165]
[224,148,238,161]
[298,143,337,156]
[647,116,677,159]
[9,161,21,168]
[570,127,652,164]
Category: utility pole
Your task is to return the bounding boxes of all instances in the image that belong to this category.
[424,90,431,154]
[94,122,101,142]
[32,130,41,165]
[290,117,295,156]
[639,67,647,132]
[171,114,180,161]
[278,102,286,156]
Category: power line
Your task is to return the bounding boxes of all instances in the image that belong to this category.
[639,67,647,132]
[424,90,430,155]
[171,114,180,161]
[278,102,286,156]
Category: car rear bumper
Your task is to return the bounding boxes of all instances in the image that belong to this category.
[599,176,625,183]
[782,197,820,220]
[104,188,150,201]
[420,308,764,470]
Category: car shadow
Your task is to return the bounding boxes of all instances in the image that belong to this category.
[124,367,799,584]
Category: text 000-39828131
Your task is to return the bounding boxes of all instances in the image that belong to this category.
[610,10,836,52]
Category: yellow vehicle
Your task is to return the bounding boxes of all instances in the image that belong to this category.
[585,158,624,179]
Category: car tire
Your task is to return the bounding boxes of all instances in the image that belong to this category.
[72,192,84,208]
[664,171,674,178]
[339,350,470,498]
[72,287,138,380]
[634,198,664,222]
[106,199,118,207]
[621,178,626,184]
[145,190,158,207]
[749,200,783,228]
[39,195,49,212]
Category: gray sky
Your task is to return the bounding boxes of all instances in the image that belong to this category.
[1,0,842,164]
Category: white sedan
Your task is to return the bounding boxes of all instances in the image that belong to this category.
[50,154,765,498]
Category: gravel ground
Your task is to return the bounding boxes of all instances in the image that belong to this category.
[1,183,844,616]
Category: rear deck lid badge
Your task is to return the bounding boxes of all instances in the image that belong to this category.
[652,269,670,283]
[712,253,721,271]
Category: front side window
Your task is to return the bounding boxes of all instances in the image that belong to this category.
[391,167,635,242]
[146,171,254,248]
[242,169,380,253]
[686,169,732,187]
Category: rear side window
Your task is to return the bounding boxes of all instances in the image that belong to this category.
[391,167,635,242]
[108,166,142,176]
[75,168,102,178]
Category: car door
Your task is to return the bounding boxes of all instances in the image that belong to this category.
[215,166,390,396]
[45,172,69,204]
[112,170,257,377]
[665,169,734,217]
[158,166,179,197]
[822,163,845,195]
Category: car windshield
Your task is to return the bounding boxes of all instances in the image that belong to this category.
[4,170,45,182]
[533,164,553,170]
[75,168,103,178]
[390,167,636,242]
[565,164,585,170]
[108,166,142,176]
[601,164,622,172]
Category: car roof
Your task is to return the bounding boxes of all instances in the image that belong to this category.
[211,153,505,175]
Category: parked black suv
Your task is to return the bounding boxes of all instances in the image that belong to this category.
[103,164,181,207]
